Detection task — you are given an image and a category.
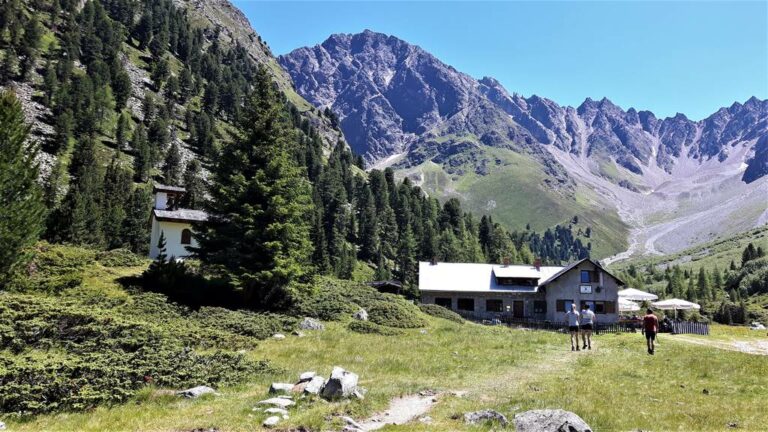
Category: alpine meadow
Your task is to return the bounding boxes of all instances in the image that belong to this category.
[0,1,767,431]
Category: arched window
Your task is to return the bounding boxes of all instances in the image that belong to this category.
[181,228,192,245]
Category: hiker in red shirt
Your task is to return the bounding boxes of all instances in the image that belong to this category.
[642,308,659,355]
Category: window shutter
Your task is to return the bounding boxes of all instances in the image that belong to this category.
[556,300,565,312]
[605,301,616,314]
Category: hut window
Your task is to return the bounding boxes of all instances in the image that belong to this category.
[457,298,475,311]
[181,229,192,245]
[486,299,503,312]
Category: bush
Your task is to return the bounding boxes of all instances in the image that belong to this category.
[5,243,96,293]
[367,301,425,328]
[0,292,277,416]
[293,277,426,329]
[97,248,146,267]
[189,307,297,340]
[419,304,464,323]
[348,321,403,336]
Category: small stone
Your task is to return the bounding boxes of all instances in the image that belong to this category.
[514,409,592,432]
[464,410,509,426]
[273,333,286,340]
[420,329,428,334]
[292,330,305,337]
[419,416,433,424]
[269,383,294,394]
[353,309,369,321]
[257,397,295,408]
[703,389,710,395]
[299,317,325,331]
[299,371,316,382]
[177,386,218,398]
[449,390,467,398]
[263,416,280,427]
[264,408,288,415]
[341,416,363,429]
[320,367,359,400]
[304,375,325,395]
[728,421,739,428]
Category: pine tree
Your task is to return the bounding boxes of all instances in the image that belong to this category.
[696,267,710,300]
[181,159,205,209]
[163,141,182,186]
[396,225,417,286]
[115,111,131,152]
[195,66,314,309]
[123,186,151,255]
[0,92,46,285]
[55,136,105,246]
[132,123,151,182]
[102,158,132,249]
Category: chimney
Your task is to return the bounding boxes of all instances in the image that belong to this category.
[502,257,510,266]
[534,258,542,271]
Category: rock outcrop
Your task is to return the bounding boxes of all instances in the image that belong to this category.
[514,409,592,432]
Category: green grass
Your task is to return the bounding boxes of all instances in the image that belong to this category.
[400,146,628,258]
[12,321,768,431]
[615,225,768,273]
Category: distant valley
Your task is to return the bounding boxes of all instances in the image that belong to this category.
[279,30,768,260]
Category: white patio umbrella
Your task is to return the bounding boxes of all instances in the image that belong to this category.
[618,288,659,301]
[619,298,640,312]
[651,298,701,319]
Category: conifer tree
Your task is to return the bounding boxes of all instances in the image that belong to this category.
[115,111,131,151]
[195,66,314,309]
[123,186,151,254]
[132,123,151,182]
[181,159,205,209]
[163,141,182,186]
[54,136,105,246]
[0,92,46,285]
[102,158,132,248]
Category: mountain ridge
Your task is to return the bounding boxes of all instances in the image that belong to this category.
[279,30,768,259]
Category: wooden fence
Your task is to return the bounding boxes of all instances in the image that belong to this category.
[454,310,709,336]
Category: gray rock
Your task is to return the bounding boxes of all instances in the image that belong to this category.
[272,333,286,340]
[299,371,316,382]
[514,409,592,432]
[304,375,325,395]
[341,416,363,429]
[263,416,281,427]
[320,366,359,400]
[353,309,368,321]
[299,317,325,330]
[257,397,296,408]
[269,383,294,394]
[177,386,218,398]
[292,330,305,337]
[264,408,289,415]
[464,410,509,427]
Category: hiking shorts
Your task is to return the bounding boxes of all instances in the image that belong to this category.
[581,324,593,331]
[569,326,579,332]
[645,331,656,341]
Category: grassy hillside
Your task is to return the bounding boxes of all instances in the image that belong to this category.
[5,245,768,431]
[400,146,628,258]
[613,225,768,274]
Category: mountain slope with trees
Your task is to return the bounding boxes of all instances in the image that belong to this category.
[280,30,768,258]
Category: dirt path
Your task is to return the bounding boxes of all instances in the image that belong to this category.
[670,335,768,356]
[350,338,584,430]
[355,394,439,430]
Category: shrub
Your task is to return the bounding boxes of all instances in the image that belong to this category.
[97,248,146,267]
[189,307,297,340]
[419,304,464,323]
[348,321,403,336]
[367,301,425,328]
[5,243,96,293]
[0,292,277,416]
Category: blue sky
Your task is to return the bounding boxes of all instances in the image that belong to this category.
[233,1,767,120]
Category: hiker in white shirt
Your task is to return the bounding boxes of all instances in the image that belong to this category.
[565,303,581,351]
[580,304,596,350]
